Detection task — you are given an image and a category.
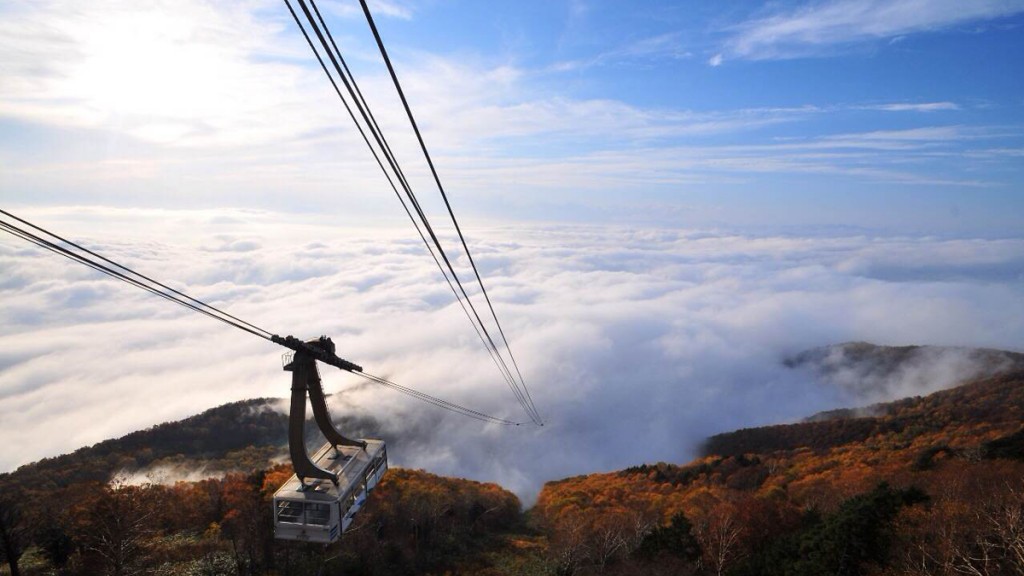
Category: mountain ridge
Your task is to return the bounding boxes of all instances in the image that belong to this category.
[702,368,1024,458]
[784,340,1024,403]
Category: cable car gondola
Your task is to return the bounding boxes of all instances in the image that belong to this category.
[271,336,389,543]
[273,439,388,543]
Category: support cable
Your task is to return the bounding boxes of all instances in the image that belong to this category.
[0,209,274,339]
[291,0,538,424]
[1,210,521,426]
[285,0,522,407]
[356,371,522,426]
[0,219,272,342]
[356,0,542,424]
[287,0,533,417]
[303,0,530,414]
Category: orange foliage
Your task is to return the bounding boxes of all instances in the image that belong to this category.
[534,371,1024,574]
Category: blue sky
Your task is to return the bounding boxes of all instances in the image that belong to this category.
[2,0,1023,235]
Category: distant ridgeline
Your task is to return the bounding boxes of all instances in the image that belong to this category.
[701,370,1024,459]
[784,341,1024,376]
[702,341,1024,460]
[1,398,382,491]
[784,341,1024,399]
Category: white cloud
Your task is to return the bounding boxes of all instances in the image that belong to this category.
[866,102,960,112]
[796,344,1024,405]
[2,208,1023,501]
[716,0,1024,62]
[324,0,416,21]
[550,32,692,72]
[0,0,334,148]
[430,123,1002,202]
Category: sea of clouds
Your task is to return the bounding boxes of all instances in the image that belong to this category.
[2,207,1023,501]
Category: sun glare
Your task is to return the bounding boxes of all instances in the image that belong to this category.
[65,9,241,142]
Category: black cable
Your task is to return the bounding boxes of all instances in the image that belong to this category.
[355,0,539,422]
[2,210,523,426]
[0,209,275,339]
[356,1,542,424]
[284,0,524,413]
[0,219,273,342]
[287,0,530,413]
[323,0,536,422]
[295,0,537,424]
[356,371,522,426]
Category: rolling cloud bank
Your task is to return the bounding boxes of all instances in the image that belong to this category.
[2,207,1023,500]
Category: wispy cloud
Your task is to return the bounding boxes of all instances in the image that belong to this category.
[322,0,416,21]
[551,32,692,72]
[862,102,960,112]
[0,0,326,147]
[813,125,982,147]
[713,0,1024,63]
[366,0,416,20]
[437,123,1007,199]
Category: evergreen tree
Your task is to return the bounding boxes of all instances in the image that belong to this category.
[635,512,701,562]
[730,483,928,576]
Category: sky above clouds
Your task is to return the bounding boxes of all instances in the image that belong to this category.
[2,0,1024,497]
[2,0,1023,233]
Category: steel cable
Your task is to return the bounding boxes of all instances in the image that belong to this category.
[284,0,524,408]
[303,0,530,416]
[1,210,521,427]
[288,0,541,424]
[0,218,273,341]
[355,0,541,424]
[356,371,523,426]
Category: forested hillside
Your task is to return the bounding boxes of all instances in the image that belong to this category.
[534,371,1024,576]
[0,466,533,576]
[2,399,286,491]
[1,398,384,492]
[704,369,1024,457]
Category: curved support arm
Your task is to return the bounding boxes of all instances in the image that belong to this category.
[283,337,368,487]
[288,353,338,486]
[307,359,367,451]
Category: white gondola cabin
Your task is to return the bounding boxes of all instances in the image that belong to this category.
[273,439,388,543]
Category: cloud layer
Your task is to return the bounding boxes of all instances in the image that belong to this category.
[2,208,1023,501]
